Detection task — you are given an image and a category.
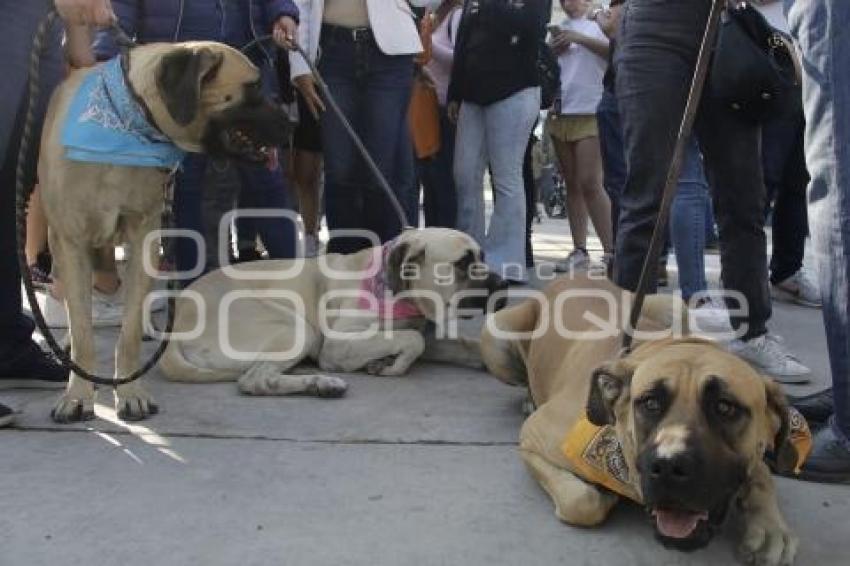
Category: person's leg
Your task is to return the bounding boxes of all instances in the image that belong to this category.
[25,185,48,267]
[235,163,296,259]
[482,87,540,281]
[596,89,625,240]
[454,102,488,246]
[553,136,588,250]
[613,0,703,293]
[174,154,208,281]
[291,149,323,237]
[523,131,537,267]
[0,1,66,387]
[787,0,850,478]
[669,137,709,302]
[419,107,458,228]
[573,134,613,254]
[319,35,368,254]
[360,46,415,242]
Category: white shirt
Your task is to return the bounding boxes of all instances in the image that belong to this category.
[754,1,790,34]
[555,17,608,115]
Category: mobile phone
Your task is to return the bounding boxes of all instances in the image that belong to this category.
[547,24,562,35]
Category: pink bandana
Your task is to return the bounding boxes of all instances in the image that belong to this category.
[357,242,423,320]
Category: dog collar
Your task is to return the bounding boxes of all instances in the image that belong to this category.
[357,241,423,320]
[61,57,186,169]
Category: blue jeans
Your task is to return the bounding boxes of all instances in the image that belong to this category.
[454,87,541,282]
[597,89,625,237]
[175,155,295,279]
[418,107,458,228]
[670,138,711,301]
[318,30,414,254]
[787,0,850,439]
[0,0,63,356]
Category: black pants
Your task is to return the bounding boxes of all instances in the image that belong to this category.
[613,0,770,339]
[762,91,809,285]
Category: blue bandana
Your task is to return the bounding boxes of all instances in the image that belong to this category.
[61,57,186,168]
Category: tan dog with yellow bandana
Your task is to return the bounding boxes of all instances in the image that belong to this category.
[480,274,808,565]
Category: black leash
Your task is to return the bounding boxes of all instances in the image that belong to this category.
[621,0,725,354]
[16,10,178,387]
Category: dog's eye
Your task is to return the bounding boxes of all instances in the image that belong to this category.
[713,399,739,420]
[638,395,664,415]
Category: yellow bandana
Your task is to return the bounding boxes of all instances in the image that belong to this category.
[561,407,813,502]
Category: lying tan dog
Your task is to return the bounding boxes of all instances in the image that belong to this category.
[39,42,290,422]
[160,228,505,395]
[481,275,801,565]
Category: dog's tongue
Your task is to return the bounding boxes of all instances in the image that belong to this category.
[265,147,279,171]
[653,508,708,539]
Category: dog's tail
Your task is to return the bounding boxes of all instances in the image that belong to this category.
[158,340,240,383]
[480,299,539,387]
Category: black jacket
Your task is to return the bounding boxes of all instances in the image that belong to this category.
[448,0,549,106]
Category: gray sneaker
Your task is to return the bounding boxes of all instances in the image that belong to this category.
[727,333,811,383]
[42,291,125,328]
[555,248,590,273]
[771,270,821,308]
[0,402,14,428]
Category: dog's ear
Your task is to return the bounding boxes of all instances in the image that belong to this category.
[586,359,635,426]
[156,47,224,126]
[386,241,426,294]
[763,379,797,474]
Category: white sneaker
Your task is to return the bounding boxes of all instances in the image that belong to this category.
[41,291,125,328]
[727,333,811,383]
[690,297,734,338]
[771,269,822,308]
[555,248,590,273]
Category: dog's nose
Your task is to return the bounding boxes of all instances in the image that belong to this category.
[648,452,696,485]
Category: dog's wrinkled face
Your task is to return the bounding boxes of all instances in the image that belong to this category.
[586,339,792,551]
[141,42,290,162]
[386,228,507,320]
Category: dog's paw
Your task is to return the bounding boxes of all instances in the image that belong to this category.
[310,375,348,398]
[738,518,798,566]
[51,394,95,423]
[114,385,159,422]
[365,356,397,376]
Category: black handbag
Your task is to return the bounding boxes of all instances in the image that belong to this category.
[708,1,801,122]
[538,40,562,110]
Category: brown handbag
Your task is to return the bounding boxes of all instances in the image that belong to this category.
[408,73,441,159]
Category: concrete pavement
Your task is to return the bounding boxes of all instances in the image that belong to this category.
[2,219,849,565]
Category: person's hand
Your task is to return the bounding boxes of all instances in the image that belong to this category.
[549,32,572,54]
[294,74,326,118]
[447,101,460,124]
[55,0,116,27]
[273,16,298,49]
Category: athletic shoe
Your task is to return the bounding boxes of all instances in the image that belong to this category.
[798,420,850,484]
[690,297,733,337]
[771,269,822,308]
[555,248,590,273]
[42,291,124,328]
[787,388,834,425]
[727,333,811,383]
[0,403,15,427]
[0,340,68,389]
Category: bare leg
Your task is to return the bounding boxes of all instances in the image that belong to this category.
[50,235,97,423]
[288,148,323,237]
[574,136,614,253]
[25,185,48,266]
[553,138,588,250]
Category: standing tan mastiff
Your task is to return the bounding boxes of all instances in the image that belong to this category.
[481,275,801,565]
[39,41,291,422]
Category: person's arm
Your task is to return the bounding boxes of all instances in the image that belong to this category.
[56,0,117,66]
[430,8,461,67]
[559,27,609,59]
[91,0,137,61]
[446,6,471,122]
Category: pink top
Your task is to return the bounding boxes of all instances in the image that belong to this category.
[425,8,463,107]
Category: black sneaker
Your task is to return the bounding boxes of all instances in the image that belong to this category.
[0,402,14,428]
[0,341,69,389]
[798,419,850,484]
[787,388,834,425]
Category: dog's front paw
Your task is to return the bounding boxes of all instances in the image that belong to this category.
[738,517,798,566]
[114,384,159,421]
[310,375,348,398]
[51,393,95,423]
